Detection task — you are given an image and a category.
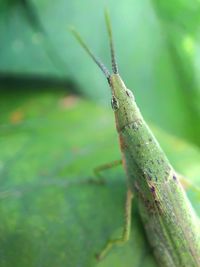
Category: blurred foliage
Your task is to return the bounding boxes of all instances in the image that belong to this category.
[1,0,200,145]
[0,0,200,266]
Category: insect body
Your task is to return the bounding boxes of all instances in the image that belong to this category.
[70,11,200,267]
[111,73,200,266]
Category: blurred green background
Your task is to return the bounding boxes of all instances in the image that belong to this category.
[0,0,200,266]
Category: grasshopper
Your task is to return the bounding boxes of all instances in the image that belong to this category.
[70,11,200,267]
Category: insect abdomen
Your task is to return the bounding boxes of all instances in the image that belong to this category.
[119,118,200,267]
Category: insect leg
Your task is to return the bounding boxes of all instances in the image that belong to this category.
[96,188,133,260]
[67,160,122,187]
[93,159,122,182]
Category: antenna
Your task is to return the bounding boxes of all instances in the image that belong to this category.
[69,27,110,79]
[104,9,118,74]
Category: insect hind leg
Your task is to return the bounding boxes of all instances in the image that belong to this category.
[96,188,133,260]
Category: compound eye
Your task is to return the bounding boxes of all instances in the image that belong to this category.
[111,96,119,111]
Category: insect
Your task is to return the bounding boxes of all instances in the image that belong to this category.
[70,10,200,267]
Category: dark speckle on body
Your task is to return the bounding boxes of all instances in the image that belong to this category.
[151,186,155,193]
[157,159,161,165]
[131,120,143,131]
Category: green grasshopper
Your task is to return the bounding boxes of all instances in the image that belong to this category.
[70,11,200,267]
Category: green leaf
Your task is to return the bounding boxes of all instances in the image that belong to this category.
[0,90,199,266]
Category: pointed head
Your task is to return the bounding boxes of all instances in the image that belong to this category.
[70,10,138,132]
[109,74,138,132]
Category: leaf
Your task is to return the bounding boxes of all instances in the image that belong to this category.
[0,90,199,266]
